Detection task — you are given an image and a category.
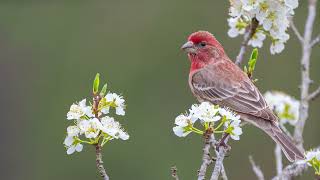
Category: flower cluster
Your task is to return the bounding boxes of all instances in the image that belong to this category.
[303,150,320,175]
[264,91,299,125]
[173,102,243,140]
[63,74,129,155]
[228,0,299,54]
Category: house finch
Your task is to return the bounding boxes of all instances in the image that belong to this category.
[181,31,304,162]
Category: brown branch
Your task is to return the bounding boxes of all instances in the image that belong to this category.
[95,144,109,180]
[249,156,265,180]
[293,0,318,149]
[93,94,109,180]
[171,166,180,180]
[235,18,259,66]
[308,85,320,101]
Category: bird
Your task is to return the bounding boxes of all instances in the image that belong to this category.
[180,30,304,162]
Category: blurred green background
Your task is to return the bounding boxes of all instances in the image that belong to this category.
[0,0,319,179]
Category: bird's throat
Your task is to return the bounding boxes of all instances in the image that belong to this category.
[190,60,206,72]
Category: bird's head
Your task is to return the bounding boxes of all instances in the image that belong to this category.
[181,31,226,70]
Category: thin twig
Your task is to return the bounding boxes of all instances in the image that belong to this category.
[210,137,228,180]
[93,94,109,180]
[293,0,318,149]
[272,161,308,180]
[210,135,230,180]
[249,156,265,180]
[308,85,320,101]
[290,19,304,43]
[95,144,109,180]
[220,164,228,180]
[198,130,214,180]
[274,144,283,176]
[310,34,320,47]
[171,166,180,180]
[235,18,259,66]
[273,145,319,180]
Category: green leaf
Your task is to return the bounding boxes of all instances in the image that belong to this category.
[100,83,108,96]
[93,73,100,94]
[248,48,258,73]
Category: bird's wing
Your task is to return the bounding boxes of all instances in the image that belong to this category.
[191,61,277,122]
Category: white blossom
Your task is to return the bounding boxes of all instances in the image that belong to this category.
[67,126,80,137]
[270,40,285,54]
[219,108,241,122]
[64,136,83,155]
[105,93,126,116]
[173,102,242,140]
[225,119,243,140]
[248,30,266,48]
[264,91,299,125]
[100,116,129,140]
[78,118,102,138]
[67,99,93,120]
[189,102,221,123]
[172,114,196,137]
[227,0,299,54]
[305,150,320,163]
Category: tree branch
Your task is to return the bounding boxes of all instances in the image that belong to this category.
[293,0,317,149]
[210,135,230,180]
[249,156,265,180]
[310,34,320,47]
[171,166,180,180]
[95,144,109,180]
[93,94,109,180]
[308,85,320,101]
[198,130,214,180]
[274,144,283,176]
[235,18,259,66]
[211,140,228,180]
[272,161,308,180]
[290,19,304,43]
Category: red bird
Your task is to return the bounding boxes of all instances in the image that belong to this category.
[181,31,304,162]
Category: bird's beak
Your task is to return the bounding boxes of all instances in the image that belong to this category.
[181,41,196,53]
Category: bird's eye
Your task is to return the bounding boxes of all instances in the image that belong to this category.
[199,42,206,47]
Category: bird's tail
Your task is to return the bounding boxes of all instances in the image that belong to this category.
[266,123,305,162]
[240,113,305,162]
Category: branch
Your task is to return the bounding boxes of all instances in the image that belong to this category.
[308,85,320,101]
[293,0,317,149]
[198,130,214,180]
[235,18,259,66]
[210,134,230,180]
[272,162,308,180]
[211,140,228,180]
[95,144,110,180]
[249,156,265,180]
[273,145,320,179]
[274,144,283,176]
[290,19,304,43]
[220,164,228,180]
[171,166,180,180]
[310,34,320,47]
[93,93,109,180]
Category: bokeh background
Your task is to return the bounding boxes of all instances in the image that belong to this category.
[0,0,319,179]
